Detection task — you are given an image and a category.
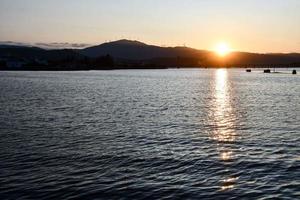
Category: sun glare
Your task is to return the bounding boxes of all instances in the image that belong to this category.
[215,42,231,57]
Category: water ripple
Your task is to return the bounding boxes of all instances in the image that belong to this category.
[0,69,299,199]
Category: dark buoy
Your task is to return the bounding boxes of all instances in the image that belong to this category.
[264,69,271,73]
[292,70,297,74]
[246,69,251,72]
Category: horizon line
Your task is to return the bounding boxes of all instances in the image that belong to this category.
[0,39,299,55]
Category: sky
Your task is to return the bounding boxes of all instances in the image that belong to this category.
[0,0,299,53]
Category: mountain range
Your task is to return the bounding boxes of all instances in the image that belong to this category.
[1,39,300,68]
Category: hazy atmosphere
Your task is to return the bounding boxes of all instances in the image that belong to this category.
[0,0,299,53]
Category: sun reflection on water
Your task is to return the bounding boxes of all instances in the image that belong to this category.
[221,177,239,191]
[211,69,239,191]
[213,69,236,143]
[220,151,233,161]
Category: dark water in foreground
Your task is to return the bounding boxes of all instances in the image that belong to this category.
[0,69,299,199]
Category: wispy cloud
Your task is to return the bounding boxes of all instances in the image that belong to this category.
[35,42,91,49]
[0,41,32,47]
[0,41,91,49]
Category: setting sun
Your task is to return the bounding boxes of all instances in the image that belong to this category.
[215,42,231,57]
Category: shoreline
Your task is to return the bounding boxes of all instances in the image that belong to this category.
[0,67,299,72]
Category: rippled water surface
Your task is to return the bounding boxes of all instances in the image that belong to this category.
[0,69,299,199]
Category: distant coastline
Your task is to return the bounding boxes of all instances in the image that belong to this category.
[1,66,300,72]
[1,39,299,71]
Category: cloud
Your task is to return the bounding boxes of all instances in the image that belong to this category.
[0,41,91,49]
[0,41,32,47]
[35,42,91,49]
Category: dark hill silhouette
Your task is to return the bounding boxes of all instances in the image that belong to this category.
[214,52,300,67]
[80,39,300,67]
[0,46,114,70]
[0,40,299,69]
[0,46,84,61]
[80,39,206,60]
